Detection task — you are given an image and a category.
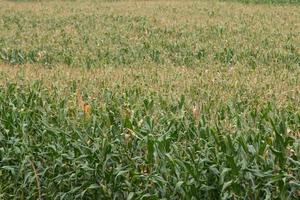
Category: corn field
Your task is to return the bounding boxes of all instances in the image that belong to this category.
[0,0,300,199]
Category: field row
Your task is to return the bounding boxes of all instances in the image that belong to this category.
[0,0,299,68]
[0,78,299,199]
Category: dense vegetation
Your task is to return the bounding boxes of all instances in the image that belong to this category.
[1,80,300,199]
[0,0,299,199]
[0,1,299,68]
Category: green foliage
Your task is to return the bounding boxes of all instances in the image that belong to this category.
[0,82,300,199]
[0,0,299,199]
[0,0,299,68]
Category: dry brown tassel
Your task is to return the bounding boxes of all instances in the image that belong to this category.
[84,103,91,118]
[192,104,200,125]
[76,88,84,110]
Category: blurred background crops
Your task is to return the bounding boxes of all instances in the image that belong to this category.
[0,0,299,68]
[0,0,300,199]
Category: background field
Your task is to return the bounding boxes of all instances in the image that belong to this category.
[0,0,300,199]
